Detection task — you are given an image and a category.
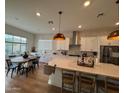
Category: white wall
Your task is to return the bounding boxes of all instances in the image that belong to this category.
[5,24,35,51]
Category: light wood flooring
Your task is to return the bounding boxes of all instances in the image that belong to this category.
[5,63,118,93]
[5,63,71,93]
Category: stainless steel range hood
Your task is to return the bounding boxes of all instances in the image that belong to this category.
[71,31,81,45]
[68,31,81,56]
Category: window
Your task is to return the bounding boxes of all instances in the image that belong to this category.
[5,34,27,55]
[13,43,20,54]
[13,36,21,42]
[5,43,13,55]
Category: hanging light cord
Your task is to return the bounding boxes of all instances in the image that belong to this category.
[58,11,62,33]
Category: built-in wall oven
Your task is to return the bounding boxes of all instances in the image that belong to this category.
[100,45,119,65]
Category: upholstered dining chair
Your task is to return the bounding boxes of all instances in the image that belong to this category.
[22,59,34,77]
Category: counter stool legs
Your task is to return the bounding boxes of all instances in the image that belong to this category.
[61,70,76,93]
[78,73,96,93]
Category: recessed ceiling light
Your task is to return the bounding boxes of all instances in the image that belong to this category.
[52,27,55,30]
[84,1,91,7]
[78,25,82,28]
[115,22,119,25]
[36,12,40,16]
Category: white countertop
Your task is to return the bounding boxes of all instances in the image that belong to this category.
[48,55,119,78]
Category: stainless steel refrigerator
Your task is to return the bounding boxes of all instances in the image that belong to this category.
[100,45,119,65]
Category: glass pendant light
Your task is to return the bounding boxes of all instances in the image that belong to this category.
[53,11,65,40]
[107,30,119,40]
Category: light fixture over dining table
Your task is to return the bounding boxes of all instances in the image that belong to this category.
[53,11,65,40]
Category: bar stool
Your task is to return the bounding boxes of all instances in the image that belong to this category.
[78,72,96,93]
[96,76,106,93]
[96,77,119,93]
[61,69,76,93]
[43,63,56,75]
[107,77,119,93]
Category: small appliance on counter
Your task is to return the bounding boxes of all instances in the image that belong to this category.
[77,53,94,67]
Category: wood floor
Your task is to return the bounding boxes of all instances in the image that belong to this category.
[5,63,71,93]
[5,63,118,93]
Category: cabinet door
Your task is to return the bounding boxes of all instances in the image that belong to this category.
[81,37,98,51]
[81,37,86,51]
[98,36,119,46]
[64,38,69,50]
[86,37,98,51]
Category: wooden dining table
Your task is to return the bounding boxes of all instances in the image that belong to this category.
[10,56,37,75]
[10,56,37,64]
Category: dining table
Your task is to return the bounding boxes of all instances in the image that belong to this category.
[10,56,37,64]
[10,56,37,75]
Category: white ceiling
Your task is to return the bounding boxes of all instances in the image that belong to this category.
[5,0,119,34]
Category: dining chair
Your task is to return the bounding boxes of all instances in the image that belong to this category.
[6,59,18,78]
[22,59,34,77]
[78,72,96,93]
[61,69,76,93]
[32,57,40,69]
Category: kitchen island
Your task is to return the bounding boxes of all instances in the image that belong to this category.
[48,55,119,88]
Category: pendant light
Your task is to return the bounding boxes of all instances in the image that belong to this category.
[53,11,65,40]
[107,30,119,40]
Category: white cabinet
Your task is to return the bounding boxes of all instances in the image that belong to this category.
[81,37,98,51]
[85,37,98,51]
[81,36,119,61]
[81,37,86,51]
[81,36,119,52]
[64,38,69,50]
[53,38,70,50]
[98,36,119,46]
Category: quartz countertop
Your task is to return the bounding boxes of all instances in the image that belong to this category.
[48,55,119,78]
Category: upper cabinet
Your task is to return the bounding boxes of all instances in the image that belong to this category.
[64,38,70,50]
[98,36,119,46]
[81,36,119,52]
[81,37,98,51]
